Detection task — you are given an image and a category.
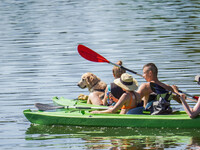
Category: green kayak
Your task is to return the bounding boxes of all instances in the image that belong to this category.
[23,108,200,128]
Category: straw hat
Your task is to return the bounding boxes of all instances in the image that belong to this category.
[195,75,200,85]
[114,73,138,91]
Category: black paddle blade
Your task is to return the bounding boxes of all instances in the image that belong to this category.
[35,103,64,111]
[150,82,168,94]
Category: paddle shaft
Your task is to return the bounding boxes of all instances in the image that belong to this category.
[161,90,198,102]
[35,103,108,111]
[64,106,108,110]
[150,82,199,104]
[108,62,143,77]
[178,90,199,100]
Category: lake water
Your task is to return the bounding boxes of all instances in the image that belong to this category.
[0,0,200,149]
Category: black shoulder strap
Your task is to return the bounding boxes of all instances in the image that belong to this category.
[150,82,173,101]
[150,82,168,94]
[94,89,105,92]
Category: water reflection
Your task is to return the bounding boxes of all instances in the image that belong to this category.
[186,137,200,150]
[26,125,200,149]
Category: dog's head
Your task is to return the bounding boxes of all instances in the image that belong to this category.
[77,72,101,91]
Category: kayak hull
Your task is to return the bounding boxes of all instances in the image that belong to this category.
[23,109,200,128]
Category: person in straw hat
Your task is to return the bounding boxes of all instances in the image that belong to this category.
[172,75,200,119]
[92,73,142,114]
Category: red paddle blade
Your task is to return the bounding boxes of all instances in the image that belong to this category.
[193,96,199,100]
[77,44,109,63]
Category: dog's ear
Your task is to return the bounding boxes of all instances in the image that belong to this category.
[87,74,98,86]
[92,74,100,84]
[85,75,92,86]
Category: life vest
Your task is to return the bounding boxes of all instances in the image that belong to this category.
[121,91,143,110]
[121,92,135,109]
[107,85,119,106]
[148,82,173,102]
[148,92,173,103]
[147,82,173,115]
[107,83,125,106]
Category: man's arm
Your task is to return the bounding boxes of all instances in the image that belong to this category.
[169,85,182,103]
[137,82,152,107]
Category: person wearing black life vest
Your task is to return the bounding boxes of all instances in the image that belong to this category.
[172,75,200,119]
[137,63,181,114]
[102,60,126,106]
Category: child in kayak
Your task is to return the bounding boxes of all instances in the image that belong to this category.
[102,60,126,106]
[172,75,200,119]
[92,73,142,114]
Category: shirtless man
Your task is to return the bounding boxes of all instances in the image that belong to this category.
[137,63,181,108]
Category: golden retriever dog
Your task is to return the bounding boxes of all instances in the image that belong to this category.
[77,72,107,105]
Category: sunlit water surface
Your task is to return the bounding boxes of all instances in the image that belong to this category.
[0,0,200,149]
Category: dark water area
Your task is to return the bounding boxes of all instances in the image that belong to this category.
[0,0,200,149]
